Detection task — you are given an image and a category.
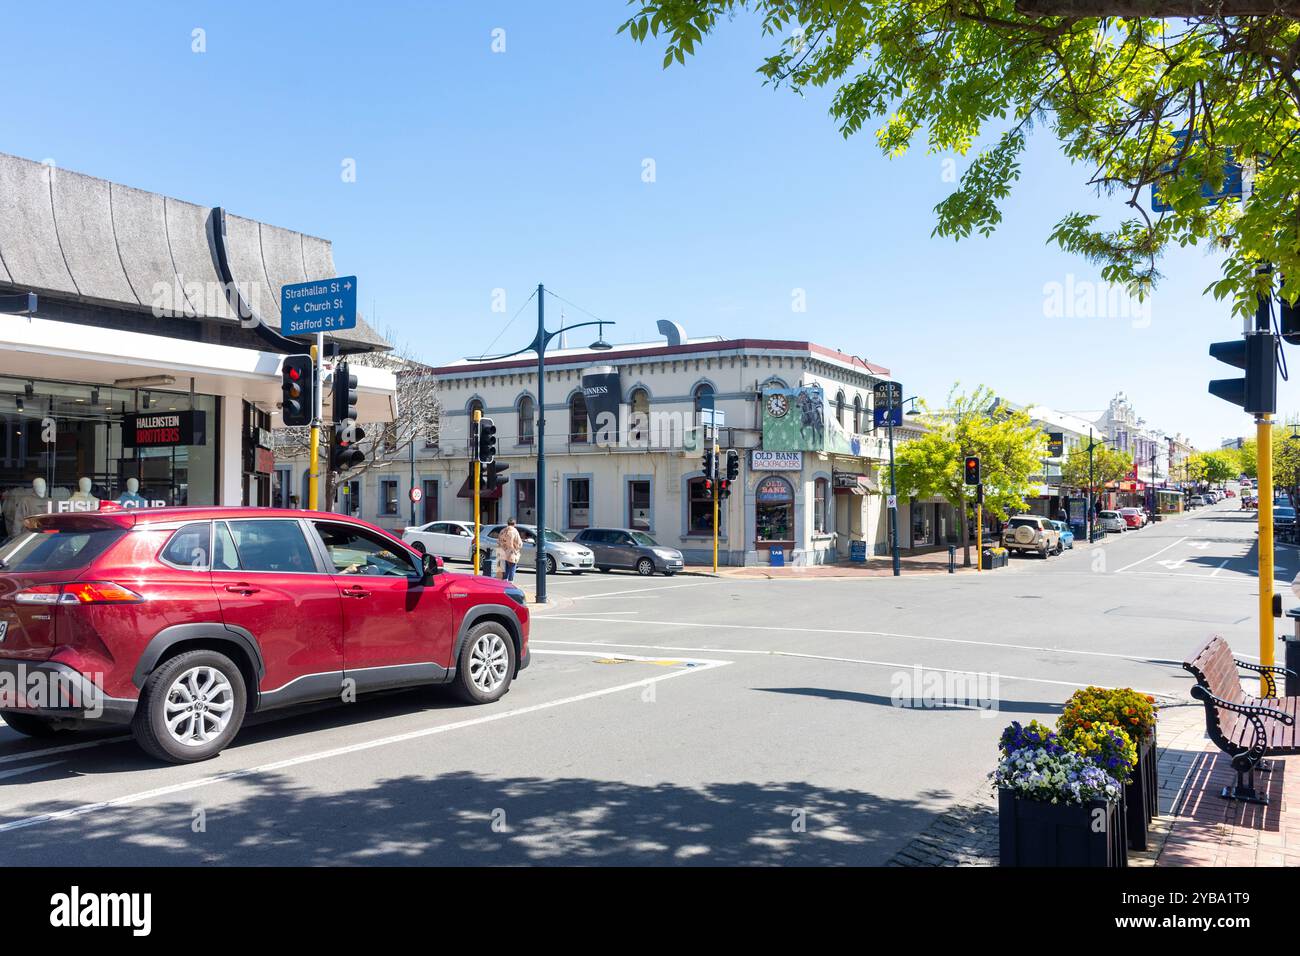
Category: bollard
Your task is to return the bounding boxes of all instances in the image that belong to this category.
[1284,609,1300,697]
[948,545,956,574]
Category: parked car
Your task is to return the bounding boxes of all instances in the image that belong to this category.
[1099,510,1126,533]
[573,528,686,575]
[1275,505,1296,537]
[0,508,530,763]
[1241,478,1255,489]
[1187,495,1205,508]
[401,519,476,561]
[1119,507,1144,529]
[1225,489,1236,498]
[1002,515,1062,557]
[482,524,594,575]
[1049,520,1075,550]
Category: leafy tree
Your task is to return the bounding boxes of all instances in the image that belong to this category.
[1060,444,1134,492]
[620,2,1300,313]
[891,384,1046,566]
[1187,449,1238,485]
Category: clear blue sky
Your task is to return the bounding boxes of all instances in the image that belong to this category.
[2,0,1287,449]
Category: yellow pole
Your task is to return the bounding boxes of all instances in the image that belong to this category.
[976,500,982,573]
[1258,415,1275,695]
[712,441,719,573]
[473,408,482,576]
[307,341,320,511]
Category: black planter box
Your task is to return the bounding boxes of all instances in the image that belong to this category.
[981,549,1008,570]
[1124,728,1158,850]
[998,789,1127,867]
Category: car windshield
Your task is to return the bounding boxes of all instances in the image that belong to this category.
[629,531,658,546]
[1276,507,1296,517]
[542,529,569,543]
[1007,518,1040,529]
[0,528,125,572]
[1101,511,1118,518]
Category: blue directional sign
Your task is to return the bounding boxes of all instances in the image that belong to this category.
[1151,131,1242,212]
[280,276,357,336]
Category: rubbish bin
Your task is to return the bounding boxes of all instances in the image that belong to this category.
[482,552,497,578]
[1284,609,1300,697]
[769,547,785,568]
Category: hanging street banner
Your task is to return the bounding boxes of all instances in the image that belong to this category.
[280,276,358,336]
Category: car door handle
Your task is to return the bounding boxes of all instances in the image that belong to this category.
[342,585,371,599]
[224,583,259,596]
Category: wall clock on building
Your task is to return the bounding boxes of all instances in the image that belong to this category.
[766,394,789,418]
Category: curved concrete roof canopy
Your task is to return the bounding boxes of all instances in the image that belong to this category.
[0,151,388,349]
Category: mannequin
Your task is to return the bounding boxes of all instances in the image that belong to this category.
[69,477,99,511]
[13,478,51,526]
[117,478,148,508]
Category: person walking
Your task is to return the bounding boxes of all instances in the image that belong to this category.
[498,518,524,583]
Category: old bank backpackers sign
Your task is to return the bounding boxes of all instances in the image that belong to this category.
[123,411,208,449]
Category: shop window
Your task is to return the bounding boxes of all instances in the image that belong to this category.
[379,478,399,516]
[687,477,714,536]
[755,476,794,544]
[518,396,535,445]
[628,479,651,531]
[569,393,589,444]
[813,478,829,534]
[567,478,591,528]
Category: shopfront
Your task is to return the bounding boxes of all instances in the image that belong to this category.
[754,475,795,548]
[0,375,218,537]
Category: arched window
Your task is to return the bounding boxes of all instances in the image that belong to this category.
[755,476,795,544]
[853,395,863,433]
[629,387,650,445]
[569,392,589,444]
[835,391,846,426]
[693,382,715,419]
[517,395,535,446]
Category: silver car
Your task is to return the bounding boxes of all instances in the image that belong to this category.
[572,528,685,576]
[483,524,594,575]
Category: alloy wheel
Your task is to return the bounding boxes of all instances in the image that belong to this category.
[163,666,235,747]
[469,633,510,693]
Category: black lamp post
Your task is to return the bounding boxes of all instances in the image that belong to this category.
[1084,428,1121,542]
[468,284,612,604]
[872,389,921,576]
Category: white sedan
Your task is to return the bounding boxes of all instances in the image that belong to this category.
[401,520,477,562]
[1099,510,1126,533]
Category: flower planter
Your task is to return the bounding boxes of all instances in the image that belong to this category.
[1125,728,1158,850]
[998,789,1127,867]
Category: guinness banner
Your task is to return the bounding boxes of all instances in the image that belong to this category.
[582,366,622,447]
[123,410,208,449]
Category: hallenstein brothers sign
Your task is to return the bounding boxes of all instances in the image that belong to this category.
[122,411,207,449]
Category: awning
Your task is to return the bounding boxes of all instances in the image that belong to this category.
[456,475,505,500]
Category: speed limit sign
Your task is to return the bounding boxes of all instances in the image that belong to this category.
[409,487,423,503]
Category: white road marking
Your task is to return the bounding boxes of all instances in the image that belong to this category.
[542,616,1192,666]
[1211,559,1231,578]
[0,656,729,834]
[573,583,703,601]
[1114,536,1188,573]
[532,639,1167,695]
[0,761,63,781]
[0,736,132,767]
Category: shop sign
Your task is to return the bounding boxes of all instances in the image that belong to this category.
[1047,432,1064,457]
[581,365,622,447]
[756,476,793,503]
[833,472,867,489]
[123,411,207,448]
[751,450,802,471]
[255,447,275,474]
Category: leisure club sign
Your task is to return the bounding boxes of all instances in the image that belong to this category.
[123,411,207,449]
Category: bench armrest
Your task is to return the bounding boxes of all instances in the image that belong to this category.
[1191,684,1296,725]
[1234,659,1298,698]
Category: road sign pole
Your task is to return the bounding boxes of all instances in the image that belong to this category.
[712,440,720,574]
[307,332,322,511]
[976,485,983,573]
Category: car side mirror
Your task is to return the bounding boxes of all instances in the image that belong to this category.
[422,553,444,583]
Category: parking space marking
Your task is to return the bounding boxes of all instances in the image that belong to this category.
[572,583,704,601]
[0,735,132,767]
[1114,537,1188,574]
[0,761,63,781]
[540,616,1192,666]
[0,654,730,834]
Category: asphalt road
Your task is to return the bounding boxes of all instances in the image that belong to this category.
[0,495,1285,865]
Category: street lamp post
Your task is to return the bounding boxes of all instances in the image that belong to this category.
[468,284,612,604]
[1084,427,1120,543]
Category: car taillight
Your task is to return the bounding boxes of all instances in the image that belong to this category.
[14,582,143,605]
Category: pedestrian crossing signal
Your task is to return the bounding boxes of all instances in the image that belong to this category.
[964,456,980,485]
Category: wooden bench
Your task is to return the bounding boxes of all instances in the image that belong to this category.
[1184,636,1299,804]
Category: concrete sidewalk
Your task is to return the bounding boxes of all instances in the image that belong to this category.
[690,550,982,579]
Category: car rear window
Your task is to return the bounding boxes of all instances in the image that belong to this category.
[0,528,125,572]
[1007,518,1040,529]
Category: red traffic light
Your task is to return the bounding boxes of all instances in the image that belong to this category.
[963,455,980,485]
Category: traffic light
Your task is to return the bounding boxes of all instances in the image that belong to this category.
[280,355,313,426]
[330,420,366,472]
[964,455,981,485]
[331,361,359,423]
[718,478,731,500]
[1282,297,1300,346]
[1208,331,1277,416]
[478,417,497,464]
[725,448,740,481]
[480,460,509,492]
[701,449,717,479]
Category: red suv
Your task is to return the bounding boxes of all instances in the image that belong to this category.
[0,508,530,763]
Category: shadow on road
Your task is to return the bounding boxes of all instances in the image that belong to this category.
[0,771,955,866]
[755,687,1064,716]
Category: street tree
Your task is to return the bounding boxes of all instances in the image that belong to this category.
[1187,448,1238,485]
[273,332,441,510]
[1060,443,1134,495]
[891,385,1046,566]
[620,2,1300,314]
